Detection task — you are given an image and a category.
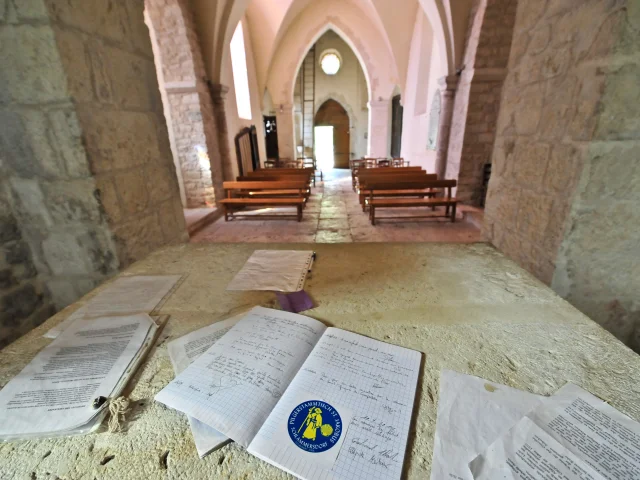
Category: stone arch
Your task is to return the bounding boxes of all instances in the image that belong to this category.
[266,1,399,105]
[144,0,223,207]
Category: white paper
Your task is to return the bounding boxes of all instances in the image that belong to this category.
[226,250,314,292]
[166,315,243,457]
[155,307,327,447]
[45,275,182,338]
[526,384,640,479]
[248,328,421,480]
[430,370,544,480]
[471,384,640,480]
[469,417,605,480]
[0,314,153,439]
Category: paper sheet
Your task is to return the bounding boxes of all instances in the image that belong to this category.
[226,250,314,292]
[45,275,182,338]
[0,314,154,439]
[248,328,421,480]
[166,315,243,457]
[155,307,327,447]
[430,370,544,480]
[469,417,605,480]
[471,384,640,480]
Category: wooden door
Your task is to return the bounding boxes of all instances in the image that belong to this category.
[390,94,403,158]
[315,99,350,168]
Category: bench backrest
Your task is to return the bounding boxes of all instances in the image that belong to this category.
[357,167,423,176]
[237,175,309,183]
[365,179,457,197]
[360,174,437,187]
[250,168,313,175]
[223,181,308,192]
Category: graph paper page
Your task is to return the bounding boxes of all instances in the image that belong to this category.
[155,307,326,447]
[248,328,421,480]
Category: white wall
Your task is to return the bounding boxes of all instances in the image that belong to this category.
[400,12,446,173]
[222,16,267,176]
[293,31,369,160]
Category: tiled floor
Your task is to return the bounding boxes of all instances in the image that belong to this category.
[190,169,484,243]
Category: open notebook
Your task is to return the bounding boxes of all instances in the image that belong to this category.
[155,307,421,480]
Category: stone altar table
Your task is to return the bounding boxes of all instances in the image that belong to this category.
[1,243,639,479]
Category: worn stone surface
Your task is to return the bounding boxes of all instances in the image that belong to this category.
[1,243,639,479]
[485,0,640,351]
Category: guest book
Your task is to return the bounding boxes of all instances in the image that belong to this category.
[155,307,421,480]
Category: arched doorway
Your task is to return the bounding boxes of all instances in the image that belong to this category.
[314,99,350,169]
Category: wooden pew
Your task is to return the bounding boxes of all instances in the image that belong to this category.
[236,175,311,200]
[365,179,458,225]
[355,167,424,191]
[249,167,316,186]
[359,173,438,211]
[220,181,308,222]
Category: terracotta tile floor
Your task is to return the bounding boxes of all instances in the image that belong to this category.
[190,169,484,243]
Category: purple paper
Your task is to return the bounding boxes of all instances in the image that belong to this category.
[276,290,314,313]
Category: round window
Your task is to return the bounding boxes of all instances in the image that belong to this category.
[320,50,341,75]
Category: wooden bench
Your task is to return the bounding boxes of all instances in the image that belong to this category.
[236,175,311,200]
[220,181,308,222]
[359,173,438,211]
[355,167,424,191]
[365,179,458,225]
[248,168,316,187]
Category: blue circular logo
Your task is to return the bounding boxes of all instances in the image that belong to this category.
[287,400,343,453]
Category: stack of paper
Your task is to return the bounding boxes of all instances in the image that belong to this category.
[155,306,422,480]
[45,275,183,339]
[226,250,314,292]
[432,370,640,479]
[0,314,162,440]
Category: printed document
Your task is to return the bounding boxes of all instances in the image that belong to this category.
[0,314,154,439]
[45,275,182,338]
[470,384,640,479]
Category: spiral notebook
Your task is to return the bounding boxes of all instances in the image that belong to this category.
[155,307,421,480]
[226,250,315,292]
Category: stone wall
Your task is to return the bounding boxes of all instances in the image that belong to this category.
[0,0,187,346]
[484,0,640,351]
[145,0,224,205]
[447,0,517,205]
[0,183,55,348]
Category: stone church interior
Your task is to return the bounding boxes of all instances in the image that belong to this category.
[0,0,639,478]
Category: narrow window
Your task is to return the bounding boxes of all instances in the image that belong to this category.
[230,22,252,120]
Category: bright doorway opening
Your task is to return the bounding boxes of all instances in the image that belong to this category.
[314,126,334,170]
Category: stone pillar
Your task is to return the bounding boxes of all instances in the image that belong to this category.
[0,0,187,344]
[208,83,235,182]
[145,0,219,206]
[435,75,458,179]
[367,99,391,157]
[275,104,295,160]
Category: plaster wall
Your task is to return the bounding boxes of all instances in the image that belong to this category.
[484,0,640,351]
[0,0,186,342]
[222,17,267,176]
[400,12,446,172]
[293,31,369,160]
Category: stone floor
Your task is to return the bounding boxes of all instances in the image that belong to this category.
[191,169,484,243]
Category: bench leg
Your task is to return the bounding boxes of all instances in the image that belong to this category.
[371,206,376,226]
[297,205,302,222]
[451,203,456,223]
[445,204,450,216]
[224,205,229,222]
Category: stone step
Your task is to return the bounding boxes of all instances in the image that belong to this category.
[185,208,222,236]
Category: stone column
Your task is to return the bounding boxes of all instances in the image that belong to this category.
[435,75,458,179]
[208,82,235,182]
[367,99,391,157]
[275,104,295,161]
